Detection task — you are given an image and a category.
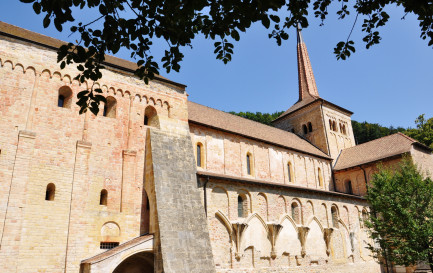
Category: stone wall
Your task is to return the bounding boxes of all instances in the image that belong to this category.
[272,102,330,156]
[200,177,381,273]
[322,104,356,159]
[190,124,333,191]
[0,34,188,272]
[146,129,215,273]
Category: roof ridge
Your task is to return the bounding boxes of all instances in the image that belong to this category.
[189,101,297,135]
[348,132,412,150]
[396,132,418,143]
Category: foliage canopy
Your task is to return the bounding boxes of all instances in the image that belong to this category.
[19,0,433,114]
[365,159,433,271]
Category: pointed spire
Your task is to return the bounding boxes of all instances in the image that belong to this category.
[297,25,319,101]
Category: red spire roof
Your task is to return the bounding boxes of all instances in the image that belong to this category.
[297,25,319,101]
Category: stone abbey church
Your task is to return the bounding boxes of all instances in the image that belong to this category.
[0,21,432,273]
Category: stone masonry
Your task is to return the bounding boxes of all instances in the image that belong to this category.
[146,129,216,273]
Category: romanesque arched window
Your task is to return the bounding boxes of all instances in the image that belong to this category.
[45,183,55,201]
[144,105,159,127]
[196,142,204,168]
[291,202,300,224]
[238,195,248,218]
[346,180,353,194]
[288,162,294,183]
[246,153,253,175]
[308,122,313,132]
[329,119,333,130]
[332,121,337,132]
[103,96,117,118]
[100,189,108,206]
[318,167,323,187]
[331,206,339,228]
[302,124,308,134]
[58,86,72,108]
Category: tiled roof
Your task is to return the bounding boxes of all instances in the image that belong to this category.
[275,96,318,120]
[334,133,423,171]
[0,21,185,89]
[187,101,330,159]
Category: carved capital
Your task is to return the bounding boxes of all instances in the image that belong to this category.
[349,231,356,253]
[323,227,334,256]
[232,222,248,260]
[267,222,283,259]
[297,226,310,257]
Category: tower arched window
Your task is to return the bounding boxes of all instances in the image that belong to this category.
[329,119,332,130]
[45,183,55,201]
[100,189,108,205]
[144,105,159,127]
[196,142,204,168]
[288,162,294,183]
[302,124,308,134]
[318,167,323,187]
[331,206,339,228]
[58,86,72,108]
[308,122,313,132]
[103,96,117,118]
[346,180,353,194]
[291,202,300,224]
[246,153,253,175]
[332,121,337,131]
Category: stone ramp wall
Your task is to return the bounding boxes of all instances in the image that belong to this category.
[147,129,215,273]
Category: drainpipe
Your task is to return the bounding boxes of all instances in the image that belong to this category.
[200,175,210,216]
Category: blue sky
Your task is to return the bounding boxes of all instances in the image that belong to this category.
[1,2,432,128]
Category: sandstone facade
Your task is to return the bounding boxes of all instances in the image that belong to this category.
[0,22,431,273]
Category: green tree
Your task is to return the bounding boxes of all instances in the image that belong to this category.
[19,0,433,114]
[405,114,433,149]
[365,159,433,272]
[229,111,284,126]
[352,120,405,145]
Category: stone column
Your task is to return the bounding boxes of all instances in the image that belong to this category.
[0,130,36,272]
[232,222,248,260]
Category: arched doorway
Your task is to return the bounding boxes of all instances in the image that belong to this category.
[113,251,154,273]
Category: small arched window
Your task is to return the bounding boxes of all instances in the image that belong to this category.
[302,124,308,134]
[238,195,244,218]
[246,153,253,175]
[346,180,353,194]
[196,142,204,168]
[45,183,55,201]
[291,202,300,224]
[58,86,72,108]
[318,167,323,187]
[100,189,108,206]
[288,162,294,183]
[342,124,347,135]
[329,119,333,130]
[103,96,117,118]
[144,105,159,127]
[331,206,339,228]
[308,122,313,132]
[332,121,337,132]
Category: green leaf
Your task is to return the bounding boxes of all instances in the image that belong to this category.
[43,15,51,28]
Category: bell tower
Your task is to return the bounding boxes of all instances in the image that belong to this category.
[272,26,356,160]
